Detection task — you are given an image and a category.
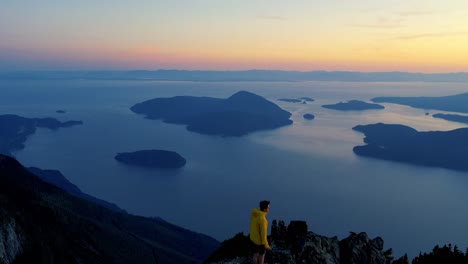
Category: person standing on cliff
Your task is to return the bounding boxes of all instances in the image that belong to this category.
[249,200,271,264]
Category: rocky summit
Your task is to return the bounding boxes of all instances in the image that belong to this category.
[205,220,389,264]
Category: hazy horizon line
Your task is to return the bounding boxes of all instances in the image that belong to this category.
[2,69,468,82]
[2,69,468,74]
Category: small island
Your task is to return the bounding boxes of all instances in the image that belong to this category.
[352,123,468,171]
[115,150,186,169]
[0,114,83,156]
[278,97,315,103]
[433,113,468,124]
[303,114,315,120]
[278,98,302,103]
[131,91,293,137]
[299,97,314,102]
[372,92,468,113]
[56,110,66,114]
[322,100,384,111]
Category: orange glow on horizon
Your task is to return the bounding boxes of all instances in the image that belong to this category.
[3,1,468,72]
[8,37,468,73]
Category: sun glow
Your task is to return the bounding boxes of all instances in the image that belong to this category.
[1,0,468,72]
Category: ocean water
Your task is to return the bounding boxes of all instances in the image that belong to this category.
[1,79,468,258]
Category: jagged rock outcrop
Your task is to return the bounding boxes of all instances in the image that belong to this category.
[0,212,23,264]
[205,220,388,264]
[340,232,385,264]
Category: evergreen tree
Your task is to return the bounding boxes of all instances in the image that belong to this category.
[384,248,394,263]
[412,244,467,264]
[392,254,408,264]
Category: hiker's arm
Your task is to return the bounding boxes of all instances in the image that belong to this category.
[259,220,270,249]
[257,223,263,243]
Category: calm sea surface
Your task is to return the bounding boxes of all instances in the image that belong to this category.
[1,80,468,257]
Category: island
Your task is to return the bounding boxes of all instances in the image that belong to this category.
[278,98,302,103]
[115,150,186,168]
[433,113,468,124]
[56,110,66,114]
[0,114,83,156]
[303,114,315,120]
[131,91,293,137]
[352,123,468,171]
[322,100,384,111]
[278,97,315,103]
[299,97,314,102]
[372,92,468,113]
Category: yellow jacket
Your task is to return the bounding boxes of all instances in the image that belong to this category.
[249,208,270,248]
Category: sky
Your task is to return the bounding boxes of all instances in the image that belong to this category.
[1,0,468,72]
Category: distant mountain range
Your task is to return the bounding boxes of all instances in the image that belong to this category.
[2,70,468,82]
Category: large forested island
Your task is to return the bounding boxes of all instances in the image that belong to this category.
[130,91,293,136]
[353,123,468,171]
[322,100,384,111]
[115,150,186,168]
[0,114,83,156]
[372,92,468,113]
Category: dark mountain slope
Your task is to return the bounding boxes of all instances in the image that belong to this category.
[0,155,219,264]
[27,167,125,213]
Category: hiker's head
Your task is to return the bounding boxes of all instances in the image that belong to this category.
[259,200,270,212]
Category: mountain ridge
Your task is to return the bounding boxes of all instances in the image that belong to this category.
[0,154,219,264]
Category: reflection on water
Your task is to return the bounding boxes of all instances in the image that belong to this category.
[1,80,468,258]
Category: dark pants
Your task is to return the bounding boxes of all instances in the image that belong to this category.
[250,240,266,255]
